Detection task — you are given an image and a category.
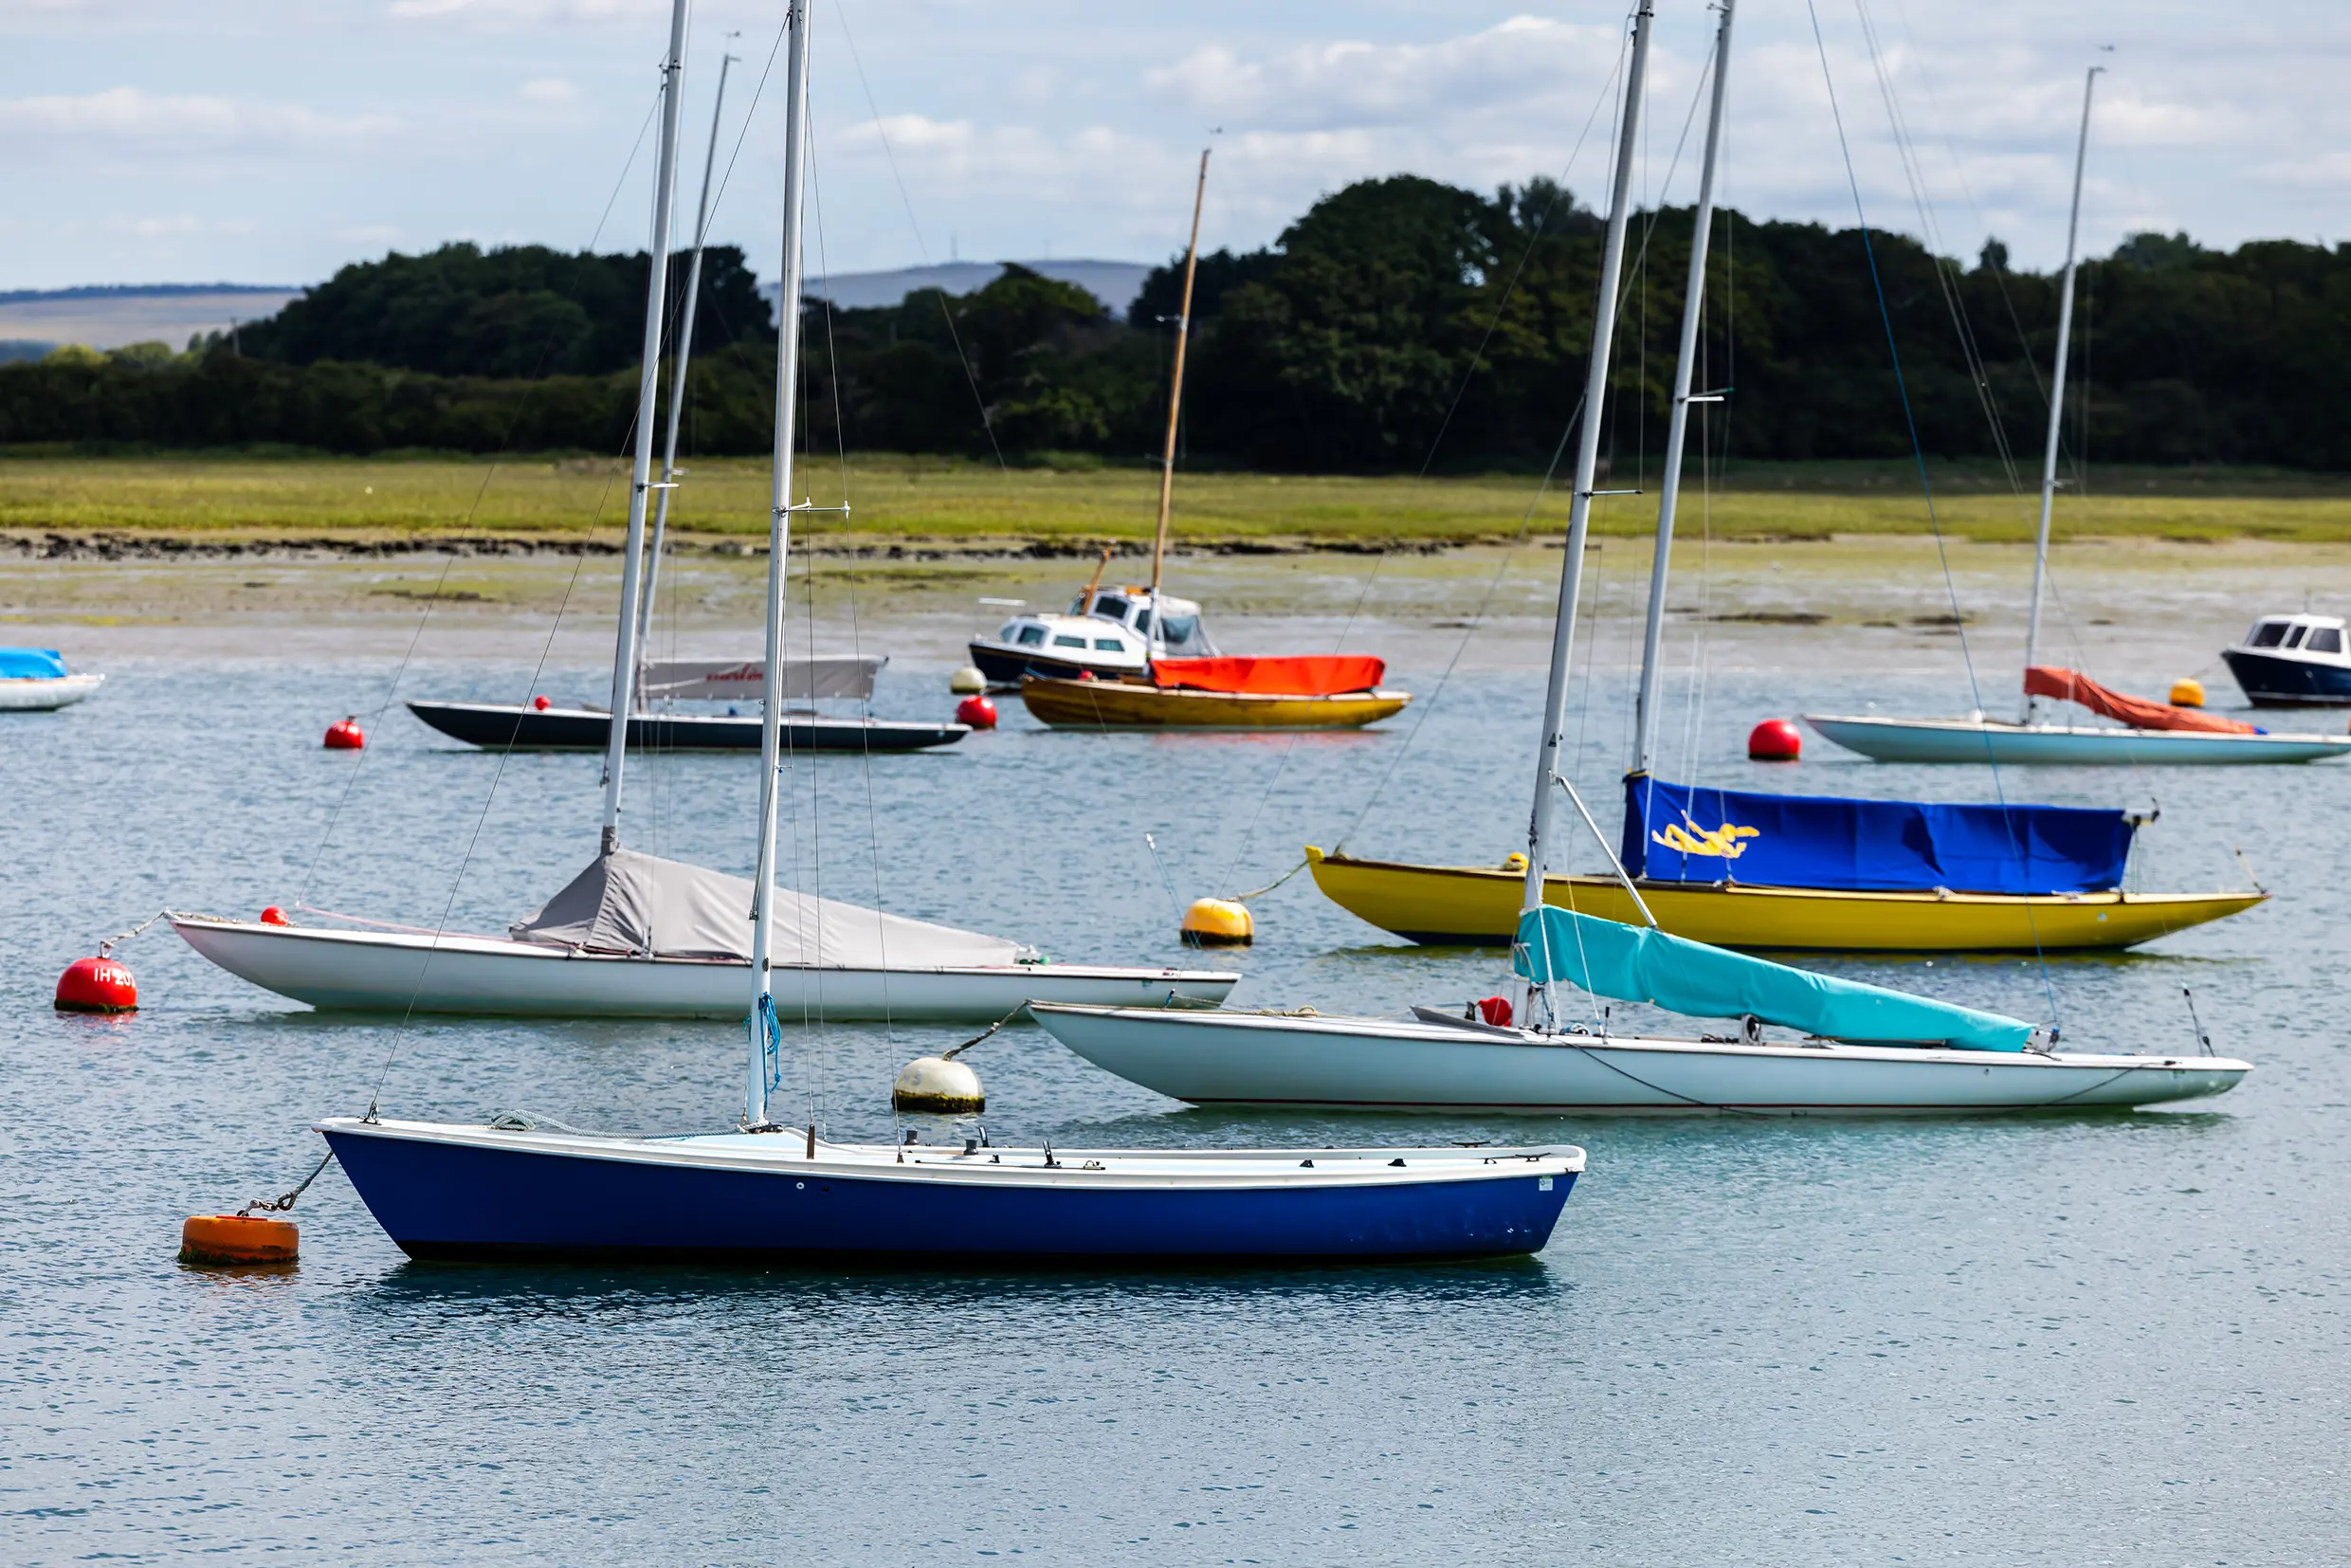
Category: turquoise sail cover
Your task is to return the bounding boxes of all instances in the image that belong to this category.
[1512,905,2035,1052]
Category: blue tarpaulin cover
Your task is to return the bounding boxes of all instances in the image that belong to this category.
[0,648,69,680]
[1620,774,2134,894]
[1512,905,2035,1051]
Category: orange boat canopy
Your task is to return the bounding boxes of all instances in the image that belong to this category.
[2025,665,2257,735]
[1150,655,1387,696]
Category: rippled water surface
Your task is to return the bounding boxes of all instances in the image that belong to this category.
[5,635,2345,1564]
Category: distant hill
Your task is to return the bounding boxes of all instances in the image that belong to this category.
[790,260,1152,315]
[0,285,301,353]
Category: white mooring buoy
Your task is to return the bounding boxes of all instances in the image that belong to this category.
[892,1054,985,1114]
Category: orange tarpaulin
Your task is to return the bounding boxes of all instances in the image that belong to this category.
[1151,654,1387,696]
[2025,665,2258,735]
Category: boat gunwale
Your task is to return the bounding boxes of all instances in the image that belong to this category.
[1026,1000,2254,1075]
[318,1116,1585,1190]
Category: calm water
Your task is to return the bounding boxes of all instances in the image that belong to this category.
[4,646,2343,1564]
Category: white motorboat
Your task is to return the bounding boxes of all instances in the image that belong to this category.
[0,648,102,711]
[2220,613,2351,706]
[1028,9,2251,1119]
[1030,1001,2249,1115]
[969,582,1216,687]
[1803,710,2351,765]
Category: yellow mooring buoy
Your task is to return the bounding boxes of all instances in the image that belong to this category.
[2169,678,2206,708]
[1180,897,1254,947]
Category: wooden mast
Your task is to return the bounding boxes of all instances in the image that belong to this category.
[1147,149,1211,631]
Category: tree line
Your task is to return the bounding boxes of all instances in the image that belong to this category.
[4,178,2345,470]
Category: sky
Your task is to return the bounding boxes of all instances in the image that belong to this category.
[1,0,2343,291]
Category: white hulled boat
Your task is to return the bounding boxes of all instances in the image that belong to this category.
[0,647,102,711]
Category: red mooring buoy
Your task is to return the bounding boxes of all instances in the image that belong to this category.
[956,694,998,729]
[56,955,137,1012]
[323,715,365,750]
[1748,718,1803,762]
[260,905,291,926]
[532,694,553,710]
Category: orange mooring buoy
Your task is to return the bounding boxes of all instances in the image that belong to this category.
[179,1213,299,1266]
[55,955,137,1012]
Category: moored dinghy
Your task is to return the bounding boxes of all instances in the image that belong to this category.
[0,647,103,712]
[1030,905,2251,1115]
[319,0,1581,1266]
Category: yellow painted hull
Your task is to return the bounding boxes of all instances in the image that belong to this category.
[1303,847,2264,952]
[1021,677,1411,730]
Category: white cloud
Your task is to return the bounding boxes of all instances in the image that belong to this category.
[519,77,577,103]
[0,86,395,151]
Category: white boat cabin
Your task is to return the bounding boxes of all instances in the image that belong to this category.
[2236,614,2348,663]
[973,586,1218,684]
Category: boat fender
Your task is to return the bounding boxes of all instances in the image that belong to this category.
[956,694,998,729]
[323,715,365,750]
[1475,995,1514,1028]
[892,1055,985,1114]
[55,955,137,1013]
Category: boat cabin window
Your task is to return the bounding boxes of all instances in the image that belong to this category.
[1051,634,1089,648]
[2249,620,2289,647]
[1015,626,1046,647]
[2309,627,2343,654]
[1157,613,1204,651]
[2284,625,2308,648]
[1091,595,1129,624]
[1094,638,1123,650]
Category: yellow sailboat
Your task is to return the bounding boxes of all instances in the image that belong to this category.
[1303,846,2265,953]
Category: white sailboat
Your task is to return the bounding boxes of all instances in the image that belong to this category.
[173,9,1237,1022]
[1027,4,2251,1114]
[1804,68,2350,766]
[317,0,1580,1266]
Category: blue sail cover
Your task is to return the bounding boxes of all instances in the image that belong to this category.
[1513,905,2035,1051]
[1620,775,2133,894]
[0,648,68,680]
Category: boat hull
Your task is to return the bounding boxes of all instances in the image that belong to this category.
[969,640,1143,689]
[1803,712,2351,764]
[319,1119,1580,1261]
[2220,647,2351,707]
[1031,1005,2251,1115]
[171,916,1238,1020]
[406,701,965,752]
[0,672,103,711]
[1020,677,1411,730]
[1303,848,2261,952]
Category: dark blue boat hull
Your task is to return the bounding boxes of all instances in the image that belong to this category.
[968,641,1132,689]
[406,700,964,751]
[322,1128,1575,1263]
[2221,647,2351,707]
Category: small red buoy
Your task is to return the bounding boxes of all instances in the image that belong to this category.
[1475,994,1514,1028]
[532,695,553,711]
[323,715,365,750]
[956,694,997,729]
[1748,718,1802,762]
[180,1213,298,1267]
[1075,669,1097,682]
[260,905,291,926]
[56,956,137,1012]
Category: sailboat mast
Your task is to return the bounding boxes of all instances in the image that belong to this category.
[633,46,739,680]
[599,0,695,856]
[748,0,813,1131]
[1632,0,1735,777]
[1148,149,1211,621]
[2020,65,2101,722]
[1521,0,1655,920]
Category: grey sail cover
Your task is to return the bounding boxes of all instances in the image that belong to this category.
[638,655,883,702]
[509,848,1022,968]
